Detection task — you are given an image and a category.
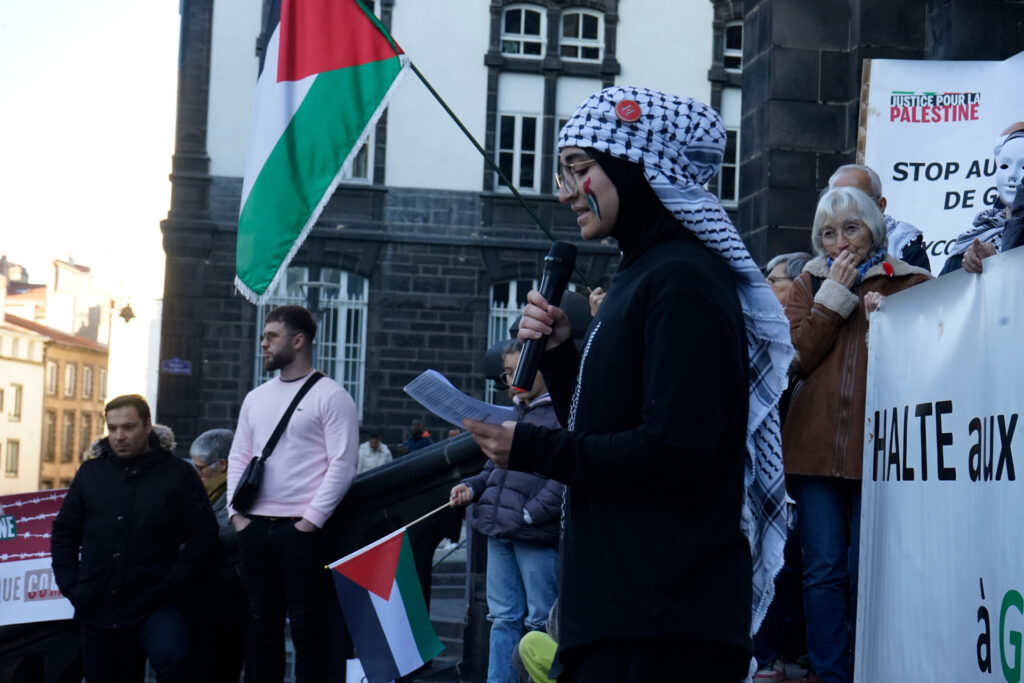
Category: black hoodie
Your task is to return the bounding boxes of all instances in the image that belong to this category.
[509,151,752,668]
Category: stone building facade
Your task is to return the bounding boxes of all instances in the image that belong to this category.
[160,0,1023,452]
[159,0,717,450]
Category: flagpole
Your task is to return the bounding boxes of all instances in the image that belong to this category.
[406,500,455,529]
[409,62,594,290]
[324,501,456,570]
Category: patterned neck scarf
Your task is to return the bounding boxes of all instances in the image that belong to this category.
[825,246,887,286]
[559,86,794,634]
[949,206,1007,256]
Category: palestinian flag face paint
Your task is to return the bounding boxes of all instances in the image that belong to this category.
[582,177,602,221]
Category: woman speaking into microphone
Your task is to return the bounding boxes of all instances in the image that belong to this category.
[463,87,793,682]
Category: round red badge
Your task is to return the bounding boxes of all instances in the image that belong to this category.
[615,99,642,122]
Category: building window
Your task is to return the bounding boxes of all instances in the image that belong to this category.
[11,338,19,358]
[82,366,93,399]
[4,441,17,477]
[497,114,540,192]
[254,267,370,419]
[46,361,58,395]
[64,364,77,397]
[560,9,603,61]
[61,411,75,463]
[723,21,743,72]
[486,279,537,403]
[43,410,57,462]
[717,128,739,206]
[0,389,4,413]
[501,5,545,57]
[59,478,72,488]
[80,417,93,459]
[99,368,107,399]
[342,138,372,182]
[9,384,22,421]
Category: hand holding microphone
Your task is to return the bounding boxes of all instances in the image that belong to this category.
[512,241,577,392]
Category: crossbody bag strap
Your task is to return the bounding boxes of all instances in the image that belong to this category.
[260,371,324,461]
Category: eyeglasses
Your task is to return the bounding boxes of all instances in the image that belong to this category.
[259,331,295,343]
[820,222,866,245]
[192,460,215,472]
[554,158,598,194]
[498,370,513,385]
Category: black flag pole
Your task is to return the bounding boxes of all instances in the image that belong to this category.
[409,61,594,290]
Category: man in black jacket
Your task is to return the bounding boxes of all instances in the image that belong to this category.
[51,394,218,682]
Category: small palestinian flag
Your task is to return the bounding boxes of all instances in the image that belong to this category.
[329,528,443,682]
[236,0,409,303]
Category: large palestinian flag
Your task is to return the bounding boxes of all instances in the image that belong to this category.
[329,527,443,682]
[236,0,408,303]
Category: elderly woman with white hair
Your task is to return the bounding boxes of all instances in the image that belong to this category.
[782,186,930,683]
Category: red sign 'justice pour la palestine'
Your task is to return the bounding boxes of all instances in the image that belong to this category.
[889,91,981,124]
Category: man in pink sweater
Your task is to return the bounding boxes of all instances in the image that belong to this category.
[227,305,358,682]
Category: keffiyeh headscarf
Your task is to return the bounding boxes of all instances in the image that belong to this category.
[558,86,795,634]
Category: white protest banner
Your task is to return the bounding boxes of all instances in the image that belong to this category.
[857,247,1024,681]
[0,490,73,626]
[860,51,1024,272]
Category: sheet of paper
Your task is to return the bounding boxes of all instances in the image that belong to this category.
[403,369,515,427]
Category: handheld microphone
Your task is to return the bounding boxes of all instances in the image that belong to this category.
[511,241,577,393]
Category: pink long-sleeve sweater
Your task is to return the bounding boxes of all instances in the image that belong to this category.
[226,372,358,527]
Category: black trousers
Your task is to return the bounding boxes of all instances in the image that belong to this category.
[559,639,751,682]
[238,516,333,683]
[80,605,191,683]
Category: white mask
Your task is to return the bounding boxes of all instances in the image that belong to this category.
[995,136,1024,208]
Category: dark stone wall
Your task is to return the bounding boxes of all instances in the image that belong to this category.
[737,0,1024,266]
[159,0,620,454]
[161,174,616,453]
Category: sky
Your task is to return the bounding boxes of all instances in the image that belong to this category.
[0,0,181,301]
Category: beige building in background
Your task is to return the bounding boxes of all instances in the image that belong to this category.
[6,314,109,489]
[0,286,46,494]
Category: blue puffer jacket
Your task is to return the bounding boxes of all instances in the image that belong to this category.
[461,395,564,548]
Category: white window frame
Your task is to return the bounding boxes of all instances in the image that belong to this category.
[501,5,546,58]
[43,410,57,462]
[553,116,569,190]
[496,113,541,193]
[64,364,77,398]
[99,368,107,400]
[61,411,75,463]
[254,267,370,419]
[46,361,58,395]
[559,9,603,62]
[10,384,22,421]
[723,20,743,72]
[5,440,18,477]
[80,415,93,459]
[341,137,373,183]
[82,366,94,399]
[717,128,740,207]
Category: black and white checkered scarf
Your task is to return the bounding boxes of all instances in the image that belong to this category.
[559,86,794,635]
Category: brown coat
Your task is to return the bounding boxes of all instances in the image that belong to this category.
[782,255,931,479]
